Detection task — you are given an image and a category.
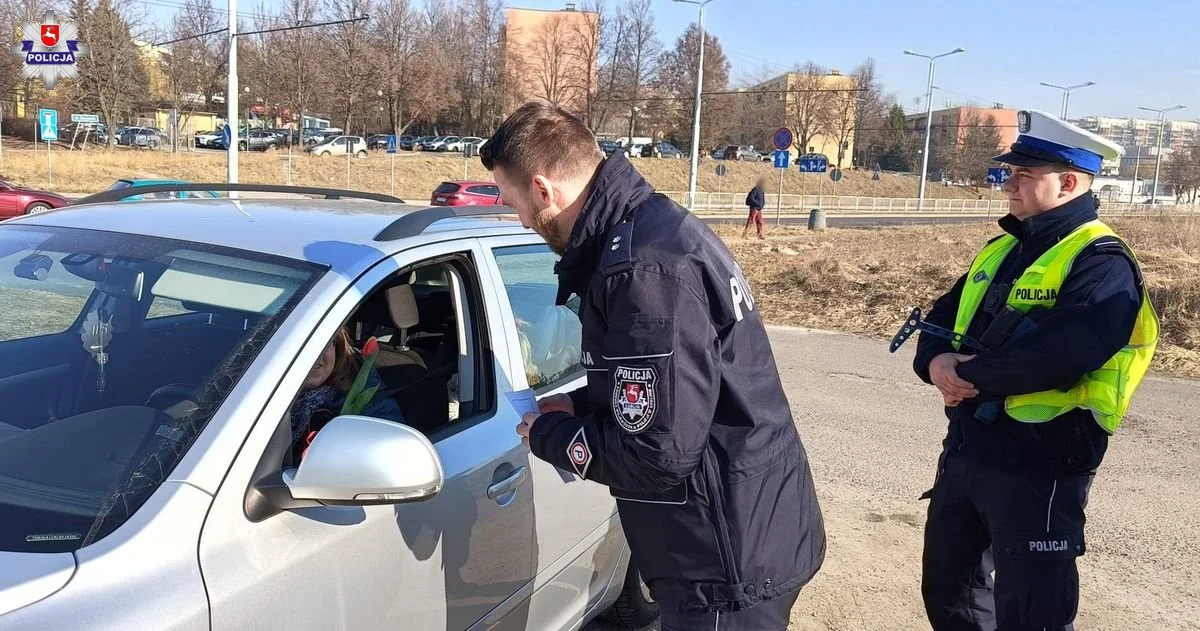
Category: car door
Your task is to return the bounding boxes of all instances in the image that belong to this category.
[198,240,537,631]
[478,236,626,630]
[0,182,18,217]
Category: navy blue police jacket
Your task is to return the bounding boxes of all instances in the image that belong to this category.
[528,153,826,613]
[913,192,1143,477]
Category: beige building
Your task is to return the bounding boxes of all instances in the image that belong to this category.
[739,70,859,166]
[904,107,1020,149]
[503,4,598,119]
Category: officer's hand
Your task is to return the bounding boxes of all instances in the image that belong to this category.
[929,353,979,401]
[516,412,540,448]
[538,393,575,416]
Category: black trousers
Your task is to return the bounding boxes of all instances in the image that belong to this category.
[921,454,1093,631]
[660,588,800,631]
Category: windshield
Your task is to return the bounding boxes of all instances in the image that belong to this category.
[0,225,323,553]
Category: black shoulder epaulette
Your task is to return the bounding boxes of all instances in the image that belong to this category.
[986,233,1008,244]
[599,218,635,276]
[1086,236,1144,287]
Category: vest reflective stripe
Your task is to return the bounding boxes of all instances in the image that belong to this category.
[952,220,1160,434]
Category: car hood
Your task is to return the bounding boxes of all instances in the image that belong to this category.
[0,552,75,615]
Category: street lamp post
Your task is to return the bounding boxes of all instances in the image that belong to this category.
[674,0,715,211]
[904,47,965,212]
[1039,81,1095,120]
[226,0,239,184]
[1138,104,1186,204]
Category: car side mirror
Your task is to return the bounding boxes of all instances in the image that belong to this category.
[282,415,444,506]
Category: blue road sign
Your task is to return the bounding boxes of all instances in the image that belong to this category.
[773,150,790,169]
[38,108,58,142]
[221,124,231,149]
[715,163,727,177]
[987,167,1011,185]
[773,127,793,151]
[386,134,397,154]
[798,154,828,173]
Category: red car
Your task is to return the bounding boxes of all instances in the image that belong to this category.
[0,180,70,218]
[429,180,503,206]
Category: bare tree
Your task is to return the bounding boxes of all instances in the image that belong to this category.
[656,22,730,150]
[788,62,836,156]
[160,0,226,147]
[68,0,150,149]
[274,0,321,137]
[455,0,505,134]
[325,0,375,133]
[616,0,659,141]
[525,14,576,107]
[568,0,604,127]
[819,76,859,167]
[373,0,456,136]
[591,3,626,133]
[851,58,892,169]
[1165,143,1200,203]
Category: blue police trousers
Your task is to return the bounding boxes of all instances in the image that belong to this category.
[659,587,800,631]
[921,454,1093,631]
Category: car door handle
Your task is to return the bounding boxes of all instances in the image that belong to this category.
[487,466,528,500]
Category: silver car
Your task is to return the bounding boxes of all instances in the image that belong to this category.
[0,186,658,630]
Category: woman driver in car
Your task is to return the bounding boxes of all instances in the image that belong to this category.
[291,328,405,459]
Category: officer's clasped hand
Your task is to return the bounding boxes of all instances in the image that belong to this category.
[538,393,575,416]
[929,353,979,407]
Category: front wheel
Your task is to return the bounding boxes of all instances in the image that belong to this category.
[601,562,659,629]
[24,202,51,215]
[356,150,367,159]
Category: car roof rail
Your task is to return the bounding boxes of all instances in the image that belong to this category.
[71,183,406,206]
[374,205,517,241]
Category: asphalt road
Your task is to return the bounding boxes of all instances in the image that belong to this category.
[585,326,1199,631]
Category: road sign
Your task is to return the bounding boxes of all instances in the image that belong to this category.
[872,163,881,181]
[715,163,727,177]
[797,153,828,173]
[772,150,790,169]
[773,127,793,151]
[386,134,397,154]
[221,124,231,149]
[830,168,843,182]
[38,109,58,141]
[71,113,100,124]
[986,167,1011,185]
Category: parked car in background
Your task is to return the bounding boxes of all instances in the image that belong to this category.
[194,130,222,149]
[119,127,166,149]
[367,134,392,151]
[723,145,760,161]
[104,179,224,201]
[429,180,503,206]
[305,135,368,158]
[431,136,461,152]
[444,137,482,152]
[598,140,622,157]
[399,135,421,151]
[641,142,683,159]
[0,180,70,218]
[239,130,281,152]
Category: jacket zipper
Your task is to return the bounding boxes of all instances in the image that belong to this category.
[702,449,741,588]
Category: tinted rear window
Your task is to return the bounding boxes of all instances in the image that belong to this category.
[434,183,461,194]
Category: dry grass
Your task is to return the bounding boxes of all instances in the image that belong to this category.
[0,147,1004,201]
[713,217,1200,378]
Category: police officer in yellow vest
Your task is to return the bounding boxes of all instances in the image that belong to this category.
[913,110,1159,631]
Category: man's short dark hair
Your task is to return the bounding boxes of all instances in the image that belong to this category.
[480,100,603,181]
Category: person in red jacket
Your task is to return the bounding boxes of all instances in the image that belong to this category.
[744,177,766,239]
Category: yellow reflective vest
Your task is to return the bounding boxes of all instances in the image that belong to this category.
[952,220,1159,434]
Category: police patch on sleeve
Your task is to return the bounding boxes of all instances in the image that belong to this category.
[567,426,591,479]
[611,365,658,433]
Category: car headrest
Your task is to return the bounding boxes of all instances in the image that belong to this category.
[386,284,419,329]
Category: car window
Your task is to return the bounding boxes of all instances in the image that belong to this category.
[0,225,324,553]
[434,182,461,195]
[466,185,499,197]
[492,244,582,392]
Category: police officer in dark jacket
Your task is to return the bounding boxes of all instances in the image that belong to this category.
[481,101,825,630]
[913,111,1157,630]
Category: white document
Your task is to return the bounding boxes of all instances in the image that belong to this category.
[507,389,579,483]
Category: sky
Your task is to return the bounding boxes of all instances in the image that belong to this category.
[143,0,1200,121]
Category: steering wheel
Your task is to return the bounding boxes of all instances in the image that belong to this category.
[145,383,199,418]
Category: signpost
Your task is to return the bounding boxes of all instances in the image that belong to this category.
[798,153,829,209]
[715,162,727,196]
[872,162,881,197]
[38,108,57,185]
[773,127,794,152]
[221,124,232,151]
[830,168,843,182]
[387,134,397,196]
[986,167,1011,186]
[772,129,794,226]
